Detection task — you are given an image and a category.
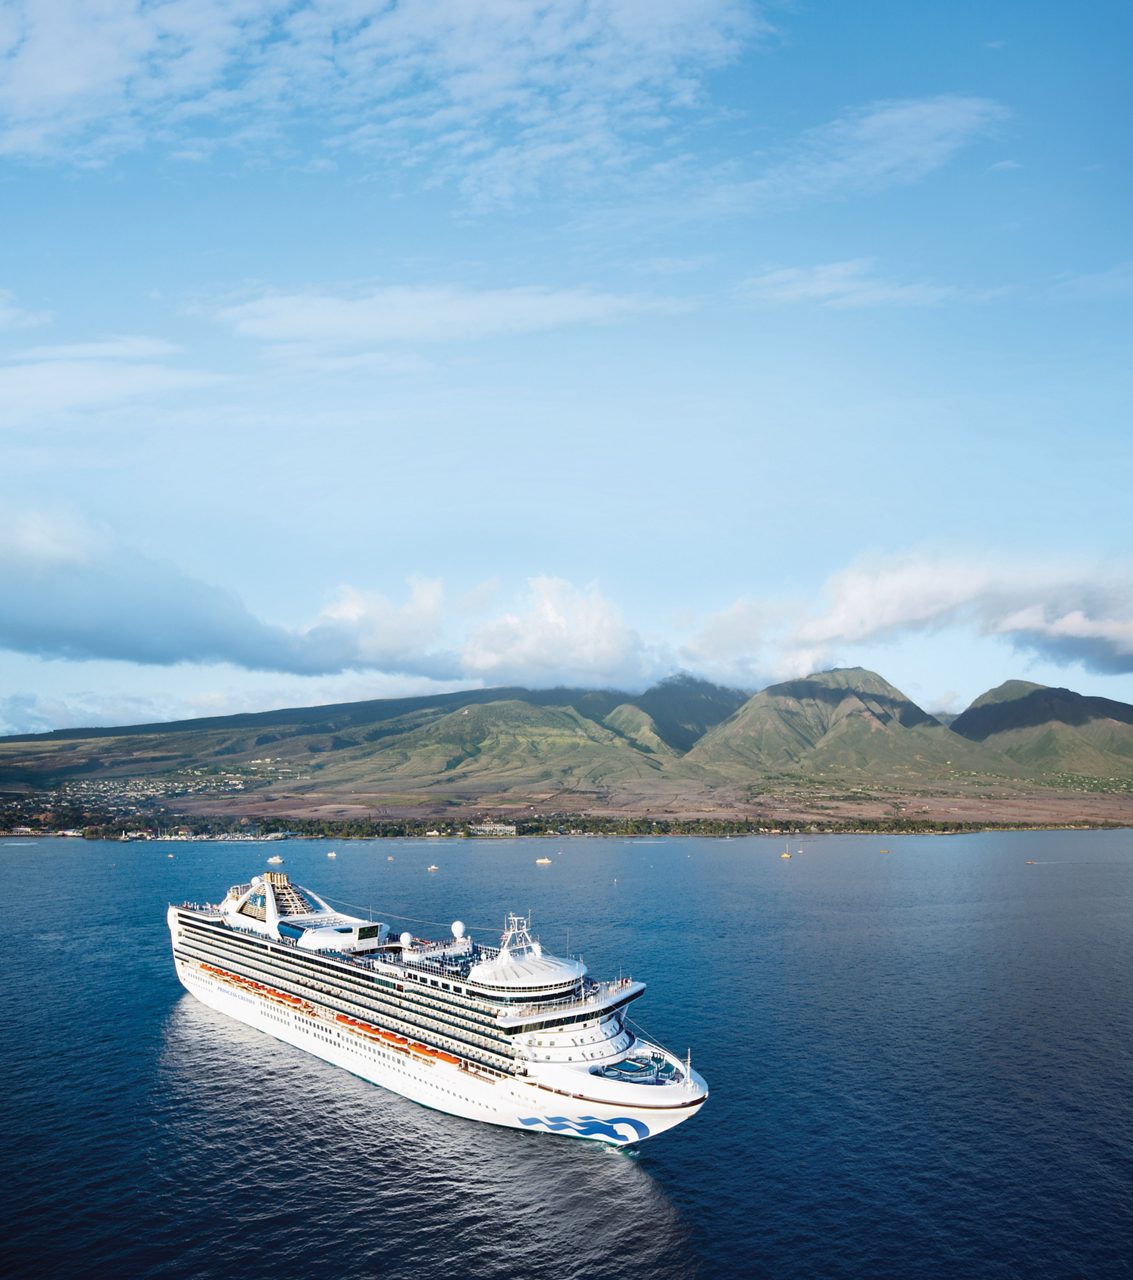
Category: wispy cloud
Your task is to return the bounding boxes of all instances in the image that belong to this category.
[1056,261,1133,299]
[0,335,219,417]
[213,283,674,359]
[699,94,1007,216]
[759,94,1007,198]
[0,288,50,330]
[10,336,183,361]
[0,0,760,203]
[742,259,956,308]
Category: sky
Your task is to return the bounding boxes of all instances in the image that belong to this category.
[1,0,1131,734]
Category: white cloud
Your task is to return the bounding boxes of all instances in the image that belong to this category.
[1057,261,1133,299]
[633,254,717,276]
[680,554,1133,686]
[699,94,1007,216]
[0,512,656,685]
[11,336,183,361]
[214,283,671,352]
[0,505,108,566]
[794,553,1133,675]
[5,517,1133,719]
[680,596,825,688]
[0,336,220,417]
[680,598,766,676]
[462,576,657,687]
[795,556,1008,647]
[742,259,956,308]
[0,0,760,201]
[0,288,50,330]
[301,579,454,674]
[760,95,1007,198]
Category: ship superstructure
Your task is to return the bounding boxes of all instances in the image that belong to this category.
[167,871,707,1144]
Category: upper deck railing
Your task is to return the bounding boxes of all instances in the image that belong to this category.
[499,976,641,1022]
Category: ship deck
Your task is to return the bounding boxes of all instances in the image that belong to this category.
[174,904,638,1024]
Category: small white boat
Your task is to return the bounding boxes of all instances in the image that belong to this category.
[536,856,553,865]
[267,855,284,865]
[780,851,792,860]
[427,864,439,872]
[327,851,337,859]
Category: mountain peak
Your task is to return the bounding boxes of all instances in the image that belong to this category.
[951,683,1133,745]
[684,666,958,776]
[966,680,1048,711]
[763,668,938,729]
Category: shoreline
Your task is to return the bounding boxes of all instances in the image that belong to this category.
[6,818,1131,841]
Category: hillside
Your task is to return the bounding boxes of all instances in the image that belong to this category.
[602,704,679,758]
[0,675,742,785]
[684,668,1016,781]
[951,682,1133,776]
[633,674,748,753]
[4,668,1133,828]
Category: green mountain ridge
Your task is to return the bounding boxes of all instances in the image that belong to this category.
[0,676,744,791]
[684,668,1018,780]
[951,681,1133,777]
[4,669,1133,818]
[965,679,1048,711]
[4,674,745,753]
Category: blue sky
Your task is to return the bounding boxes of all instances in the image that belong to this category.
[1,0,1131,732]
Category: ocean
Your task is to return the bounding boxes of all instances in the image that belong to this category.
[3,830,1132,1279]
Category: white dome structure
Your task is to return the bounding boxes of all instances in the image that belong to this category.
[467,914,585,992]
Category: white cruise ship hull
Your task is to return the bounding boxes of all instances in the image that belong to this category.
[172,951,704,1145]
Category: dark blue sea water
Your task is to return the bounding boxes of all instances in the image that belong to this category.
[3,831,1133,1279]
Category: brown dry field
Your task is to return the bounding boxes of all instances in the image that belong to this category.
[175,778,1133,828]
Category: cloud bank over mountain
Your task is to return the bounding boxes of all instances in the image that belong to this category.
[3,512,1131,733]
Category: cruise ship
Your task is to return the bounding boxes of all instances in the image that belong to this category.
[167,872,708,1144]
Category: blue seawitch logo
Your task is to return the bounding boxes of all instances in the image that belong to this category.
[519,1115,650,1143]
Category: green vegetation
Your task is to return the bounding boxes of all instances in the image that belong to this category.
[684,668,1019,779]
[4,668,1133,830]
